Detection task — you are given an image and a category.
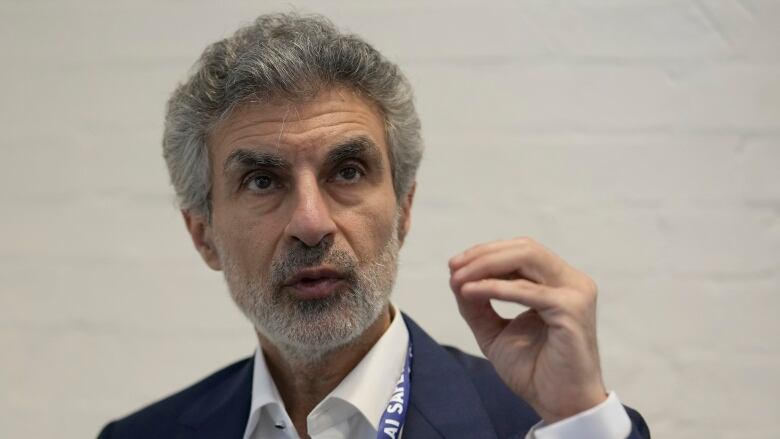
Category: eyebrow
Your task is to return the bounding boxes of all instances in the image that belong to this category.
[221,135,382,177]
[324,136,382,169]
[222,149,290,176]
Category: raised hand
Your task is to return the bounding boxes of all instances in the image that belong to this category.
[449,237,608,424]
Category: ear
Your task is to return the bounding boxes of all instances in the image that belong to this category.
[398,182,416,244]
[182,210,222,271]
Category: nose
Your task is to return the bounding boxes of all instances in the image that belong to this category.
[284,177,337,247]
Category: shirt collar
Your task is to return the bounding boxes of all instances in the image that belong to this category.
[244,305,409,437]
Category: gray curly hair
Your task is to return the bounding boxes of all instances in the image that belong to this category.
[162,12,423,217]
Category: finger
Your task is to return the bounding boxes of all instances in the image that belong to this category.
[461,278,556,311]
[451,244,564,291]
[448,238,520,272]
[452,286,508,349]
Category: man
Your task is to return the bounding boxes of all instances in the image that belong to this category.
[99,12,649,439]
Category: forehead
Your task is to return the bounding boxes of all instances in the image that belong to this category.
[209,87,388,165]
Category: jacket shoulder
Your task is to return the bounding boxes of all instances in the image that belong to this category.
[98,357,252,439]
[441,345,541,436]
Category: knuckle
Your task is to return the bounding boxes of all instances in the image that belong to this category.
[513,236,533,246]
[561,287,593,308]
[510,246,533,263]
[559,287,578,300]
[581,276,598,295]
[483,278,501,288]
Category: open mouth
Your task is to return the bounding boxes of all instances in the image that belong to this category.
[284,267,347,299]
[300,276,325,284]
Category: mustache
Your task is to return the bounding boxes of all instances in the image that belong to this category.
[270,239,358,286]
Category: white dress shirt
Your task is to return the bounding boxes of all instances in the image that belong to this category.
[242,308,409,439]
[242,306,632,439]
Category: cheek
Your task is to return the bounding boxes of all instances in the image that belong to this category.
[337,201,398,259]
[213,215,284,270]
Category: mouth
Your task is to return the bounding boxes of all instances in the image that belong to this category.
[283,266,347,300]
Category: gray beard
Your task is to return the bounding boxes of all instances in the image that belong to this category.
[217,213,401,362]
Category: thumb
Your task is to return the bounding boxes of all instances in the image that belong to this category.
[451,280,508,351]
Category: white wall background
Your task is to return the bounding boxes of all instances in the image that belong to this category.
[1,1,778,438]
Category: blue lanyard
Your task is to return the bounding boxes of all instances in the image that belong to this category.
[376,343,412,439]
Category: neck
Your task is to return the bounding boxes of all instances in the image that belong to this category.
[256,306,393,438]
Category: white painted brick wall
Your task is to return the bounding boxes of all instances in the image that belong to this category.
[1,1,778,438]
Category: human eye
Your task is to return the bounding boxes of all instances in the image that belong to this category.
[332,163,365,184]
[243,173,279,193]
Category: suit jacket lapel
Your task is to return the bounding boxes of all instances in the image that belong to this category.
[402,314,498,439]
[177,357,253,439]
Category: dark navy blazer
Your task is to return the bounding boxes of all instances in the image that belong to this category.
[98,315,650,438]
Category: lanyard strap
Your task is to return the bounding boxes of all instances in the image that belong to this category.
[376,342,413,439]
